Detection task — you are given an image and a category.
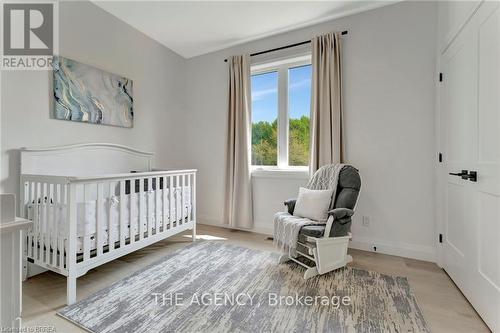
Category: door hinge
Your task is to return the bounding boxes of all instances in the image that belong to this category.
[438,152,443,163]
[439,73,443,82]
[439,233,443,243]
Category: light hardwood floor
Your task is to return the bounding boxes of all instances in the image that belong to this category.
[22,224,490,333]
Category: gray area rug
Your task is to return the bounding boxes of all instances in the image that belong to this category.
[58,242,429,333]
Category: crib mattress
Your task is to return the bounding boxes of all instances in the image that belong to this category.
[28,187,191,253]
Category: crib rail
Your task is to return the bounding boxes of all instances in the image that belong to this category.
[20,175,69,274]
[20,170,196,277]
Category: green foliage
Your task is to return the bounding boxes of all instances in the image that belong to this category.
[251,116,309,166]
[251,120,277,165]
[289,116,310,166]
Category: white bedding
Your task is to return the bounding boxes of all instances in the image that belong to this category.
[28,186,191,253]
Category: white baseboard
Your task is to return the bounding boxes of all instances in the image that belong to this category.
[198,218,273,237]
[199,217,436,262]
[349,236,436,262]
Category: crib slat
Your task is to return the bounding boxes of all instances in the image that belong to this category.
[154,177,159,234]
[52,184,57,265]
[58,184,66,269]
[39,183,45,263]
[147,178,152,237]
[31,182,36,258]
[27,181,35,258]
[43,182,49,264]
[162,176,167,232]
[46,183,52,264]
[49,183,56,266]
[130,180,135,244]
[22,181,28,256]
[83,185,91,262]
[176,175,180,224]
[108,182,115,251]
[44,183,49,264]
[45,183,50,265]
[27,182,33,258]
[193,173,197,224]
[37,183,42,262]
[67,183,77,274]
[33,183,40,261]
[51,184,57,265]
[180,175,185,225]
[96,183,104,256]
[120,180,126,247]
[169,176,174,228]
[187,174,191,223]
[139,178,144,240]
[150,178,154,235]
[50,184,55,265]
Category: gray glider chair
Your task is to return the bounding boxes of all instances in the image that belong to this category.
[279,165,361,279]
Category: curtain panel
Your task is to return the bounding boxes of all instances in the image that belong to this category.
[309,32,344,174]
[224,55,253,228]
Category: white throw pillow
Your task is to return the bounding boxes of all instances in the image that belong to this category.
[293,187,333,222]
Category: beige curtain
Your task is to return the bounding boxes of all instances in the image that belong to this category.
[309,32,344,174]
[224,55,253,228]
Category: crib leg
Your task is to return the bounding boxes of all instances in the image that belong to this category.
[67,275,76,305]
[191,225,196,242]
[22,257,28,281]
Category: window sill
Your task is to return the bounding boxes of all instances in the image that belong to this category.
[251,167,309,179]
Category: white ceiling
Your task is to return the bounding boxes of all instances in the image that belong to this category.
[93,1,398,59]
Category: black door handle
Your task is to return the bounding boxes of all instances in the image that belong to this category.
[449,170,468,179]
[467,171,477,182]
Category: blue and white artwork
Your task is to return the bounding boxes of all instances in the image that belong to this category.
[53,56,133,128]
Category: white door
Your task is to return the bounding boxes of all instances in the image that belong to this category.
[440,2,500,332]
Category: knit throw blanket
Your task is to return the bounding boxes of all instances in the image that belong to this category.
[273,163,345,257]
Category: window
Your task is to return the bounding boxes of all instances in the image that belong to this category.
[251,56,311,170]
[288,65,312,166]
[250,71,278,166]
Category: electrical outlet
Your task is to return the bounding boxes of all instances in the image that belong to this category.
[362,216,370,227]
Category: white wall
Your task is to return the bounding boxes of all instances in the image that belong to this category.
[0,1,188,197]
[184,1,438,261]
[437,0,481,52]
[252,173,309,234]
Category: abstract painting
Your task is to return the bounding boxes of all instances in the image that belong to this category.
[53,56,133,128]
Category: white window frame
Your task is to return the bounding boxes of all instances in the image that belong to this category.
[250,54,311,173]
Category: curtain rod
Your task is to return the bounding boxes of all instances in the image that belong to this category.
[224,30,348,62]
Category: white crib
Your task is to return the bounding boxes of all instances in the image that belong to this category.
[19,143,196,305]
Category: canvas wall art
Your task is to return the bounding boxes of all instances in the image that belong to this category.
[53,56,133,128]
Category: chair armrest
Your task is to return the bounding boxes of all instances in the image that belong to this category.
[328,208,354,220]
[324,209,354,237]
[284,199,297,215]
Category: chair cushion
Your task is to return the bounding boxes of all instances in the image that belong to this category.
[294,187,333,222]
[299,224,326,238]
[334,165,361,210]
[298,219,352,241]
